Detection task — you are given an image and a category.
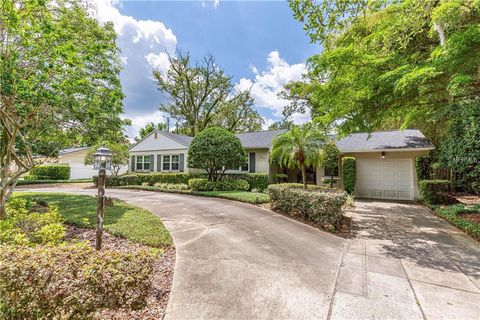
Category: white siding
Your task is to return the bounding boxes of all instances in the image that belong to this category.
[130,132,186,152]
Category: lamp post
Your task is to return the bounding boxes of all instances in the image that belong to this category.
[93,146,113,250]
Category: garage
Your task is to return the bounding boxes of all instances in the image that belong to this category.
[356,159,414,200]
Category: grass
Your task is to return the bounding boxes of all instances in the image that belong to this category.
[116,185,270,204]
[432,203,480,240]
[13,192,172,248]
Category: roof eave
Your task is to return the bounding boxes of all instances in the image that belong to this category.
[339,147,435,154]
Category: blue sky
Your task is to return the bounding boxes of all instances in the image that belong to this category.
[95,0,320,138]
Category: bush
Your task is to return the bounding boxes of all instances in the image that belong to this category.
[238,173,269,191]
[268,184,347,226]
[342,157,356,194]
[0,198,65,246]
[270,173,288,184]
[434,204,480,240]
[0,243,159,319]
[419,179,450,204]
[27,165,70,180]
[93,173,204,187]
[188,178,250,191]
[153,182,189,190]
[416,156,432,180]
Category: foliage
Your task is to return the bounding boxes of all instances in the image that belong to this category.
[15,193,172,248]
[320,140,340,187]
[270,123,326,188]
[241,173,269,191]
[268,119,294,130]
[195,191,270,204]
[416,156,432,181]
[154,182,190,190]
[270,173,288,184]
[285,0,480,145]
[0,243,159,319]
[345,194,356,207]
[187,127,246,181]
[93,173,204,187]
[135,122,168,142]
[268,184,347,227]
[438,104,480,194]
[153,51,263,136]
[342,157,356,194]
[433,204,480,240]
[0,198,65,246]
[84,142,130,176]
[16,179,91,186]
[0,0,128,217]
[26,165,70,181]
[418,180,450,204]
[188,178,250,192]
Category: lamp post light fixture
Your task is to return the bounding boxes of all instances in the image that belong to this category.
[93,146,113,250]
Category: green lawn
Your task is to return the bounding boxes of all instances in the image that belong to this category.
[13,192,172,248]
[116,185,270,204]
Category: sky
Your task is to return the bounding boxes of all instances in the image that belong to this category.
[94,0,321,139]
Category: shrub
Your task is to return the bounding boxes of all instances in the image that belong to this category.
[27,165,70,180]
[342,157,356,194]
[241,173,269,191]
[270,173,288,184]
[153,182,189,190]
[188,178,249,191]
[415,156,431,180]
[0,243,159,319]
[419,179,450,204]
[93,173,204,187]
[0,198,65,246]
[435,204,480,240]
[268,184,347,226]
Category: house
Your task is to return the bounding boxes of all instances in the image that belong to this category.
[52,147,127,179]
[129,129,434,200]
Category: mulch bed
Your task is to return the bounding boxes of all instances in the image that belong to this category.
[258,203,352,238]
[459,213,480,225]
[447,192,480,205]
[65,226,175,320]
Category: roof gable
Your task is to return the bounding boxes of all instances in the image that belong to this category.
[129,131,189,152]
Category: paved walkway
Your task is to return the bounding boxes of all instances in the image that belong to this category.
[20,187,480,319]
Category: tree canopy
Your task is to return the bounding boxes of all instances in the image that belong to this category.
[286,0,480,144]
[0,0,127,217]
[84,142,130,177]
[153,51,263,136]
[187,127,246,181]
[135,122,168,142]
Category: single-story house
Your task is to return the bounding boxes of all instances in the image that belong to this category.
[50,147,127,179]
[129,129,434,200]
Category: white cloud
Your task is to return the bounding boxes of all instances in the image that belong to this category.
[213,0,220,8]
[124,111,167,141]
[93,0,177,138]
[236,51,307,122]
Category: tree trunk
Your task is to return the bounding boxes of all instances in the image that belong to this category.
[330,175,334,188]
[301,162,307,189]
[0,188,6,219]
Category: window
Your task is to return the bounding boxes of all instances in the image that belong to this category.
[162,154,180,171]
[136,156,150,171]
[324,165,339,177]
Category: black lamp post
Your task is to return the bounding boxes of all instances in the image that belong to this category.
[93,146,113,250]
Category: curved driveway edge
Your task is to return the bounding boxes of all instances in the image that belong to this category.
[21,187,345,320]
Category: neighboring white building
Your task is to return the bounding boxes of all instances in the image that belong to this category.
[129,129,434,200]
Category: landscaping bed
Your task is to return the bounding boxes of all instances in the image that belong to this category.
[2,193,174,319]
[429,203,480,241]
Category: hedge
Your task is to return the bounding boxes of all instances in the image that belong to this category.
[26,165,70,180]
[0,243,158,319]
[342,157,356,194]
[188,178,250,191]
[415,156,431,180]
[267,183,347,227]
[419,179,450,204]
[16,179,91,186]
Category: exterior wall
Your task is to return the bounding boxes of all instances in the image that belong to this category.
[58,150,127,179]
[247,148,270,174]
[130,132,186,152]
[340,150,430,199]
[130,148,189,173]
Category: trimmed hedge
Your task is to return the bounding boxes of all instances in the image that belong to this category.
[419,179,450,204]
[270,173,288,184]
[27,165,70,180]
[342,157,356,194]
[16,179,91,186]
[93,173,204,187]
[416,156,432,180]
[188,178,250,191]
[268,183,347,227]
[0,243,159,319]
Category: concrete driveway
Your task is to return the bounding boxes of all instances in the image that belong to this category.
[20,187,480,319]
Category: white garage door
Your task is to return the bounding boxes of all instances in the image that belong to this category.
[356,159,414,200]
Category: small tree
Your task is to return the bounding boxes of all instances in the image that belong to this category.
[135,122,168,142]
[320,140,340,188]
[270,123,326,188]
[84,142,130,177]
[187,127,246,181]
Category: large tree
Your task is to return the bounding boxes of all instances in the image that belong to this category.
[286,0,480,143]
[134,122,168,142]
[271,123,326,188]
[153,52,263,136]
[0,0,127,217]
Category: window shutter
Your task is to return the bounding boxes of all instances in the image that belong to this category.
[157,155,162,172]
[249,152,255,173]
[149,155,154,172]
[131,156,135,172]
[179,154,185,172]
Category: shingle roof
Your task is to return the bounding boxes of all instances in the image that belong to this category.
[59,147,90,155]
[334,129,434,152]
[160,131,193,147]
[235,129,288,149]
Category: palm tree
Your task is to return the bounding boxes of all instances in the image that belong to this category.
[271,123,326,188]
